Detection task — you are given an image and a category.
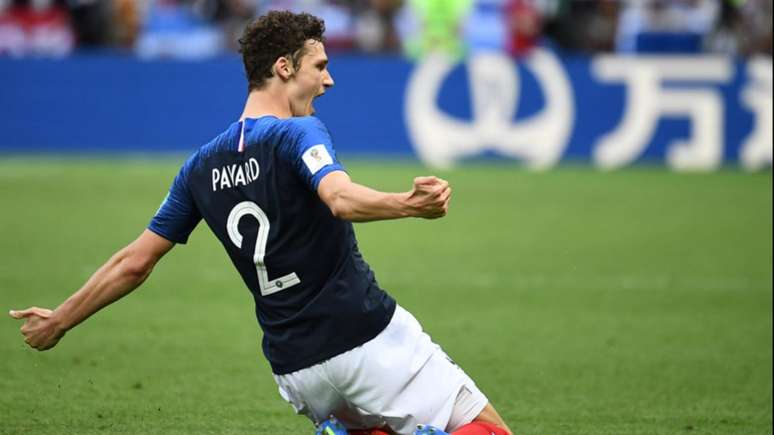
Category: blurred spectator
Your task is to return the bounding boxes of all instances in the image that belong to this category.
[113,0,140,49]
[353,0,402,53]
[258,0,356,50]
[543,0,619,53]
[56,0,139,51]
[2,0,772,59]
[705,0,745,54]
[504,0,541,56]
[0,0,25,56]
[65,0,112,47]
[0,0,74,57]
[403,0,473,59]
[741,0,772,56]
[707,0,773,56]
[616,0,719,53]
[589,0,620,52]
[464,0,507,53]
[135,0,224,59]
[213,0,257,52]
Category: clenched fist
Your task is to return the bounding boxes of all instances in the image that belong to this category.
[406,176,452,219]
[9,307,65,351]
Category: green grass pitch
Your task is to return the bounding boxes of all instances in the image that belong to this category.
[0,158,771,435]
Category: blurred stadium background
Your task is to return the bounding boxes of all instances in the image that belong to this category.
[1,0,772,434]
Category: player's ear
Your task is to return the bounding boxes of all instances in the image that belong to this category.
[274,56,295,81]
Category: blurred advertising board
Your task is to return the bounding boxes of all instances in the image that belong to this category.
[1,52,770,171]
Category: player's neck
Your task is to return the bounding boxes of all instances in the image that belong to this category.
[240,87,292,121]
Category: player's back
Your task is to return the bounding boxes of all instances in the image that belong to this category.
[149,116,395,374]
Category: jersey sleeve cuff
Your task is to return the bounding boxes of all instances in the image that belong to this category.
[147,224,189,245]
[310,164,346,190]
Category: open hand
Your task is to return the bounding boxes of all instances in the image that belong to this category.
[9,307,65,351]
[406,176,452,219]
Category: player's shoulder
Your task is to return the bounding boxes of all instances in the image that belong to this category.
[199,121,241,155]
[281,116,329,136]
[242,115,329,138]
[181,121,241,175]
[175,149,203,182]
[258,116,331,155]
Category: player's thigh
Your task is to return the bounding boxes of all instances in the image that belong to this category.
[338,306,488,433]
[275,372,386,431]
[274,366,342,424]
[444,370,489,432]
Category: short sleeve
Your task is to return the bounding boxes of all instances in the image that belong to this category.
[148,157,201,244]
[280,117,346,191]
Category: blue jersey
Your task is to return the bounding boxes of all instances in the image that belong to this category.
[148,116,396,374]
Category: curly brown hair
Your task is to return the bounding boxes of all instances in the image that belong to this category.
[238,11,326,92]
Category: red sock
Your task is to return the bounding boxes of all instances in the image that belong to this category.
[452,422,510,435]
[348,429,391,435]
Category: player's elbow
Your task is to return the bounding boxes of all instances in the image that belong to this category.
[318,171,359,221]
[322,187,354,221]
[328,199,354,221]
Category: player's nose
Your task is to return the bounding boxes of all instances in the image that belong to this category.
[323,70,334,89]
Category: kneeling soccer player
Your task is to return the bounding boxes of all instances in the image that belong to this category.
[10,11,512,435]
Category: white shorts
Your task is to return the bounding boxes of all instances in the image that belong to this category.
[274,305,488,435]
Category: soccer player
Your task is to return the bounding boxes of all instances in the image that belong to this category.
[9,11,512,435]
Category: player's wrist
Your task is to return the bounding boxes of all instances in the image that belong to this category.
[49,308,73,333]
[395,191,416,218]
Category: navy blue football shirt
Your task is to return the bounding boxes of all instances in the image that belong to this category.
[148,116,396,374]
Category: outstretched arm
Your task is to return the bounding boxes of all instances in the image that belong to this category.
[317,171,452,222]
[9,229,174,351]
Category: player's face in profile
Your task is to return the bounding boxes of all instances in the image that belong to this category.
[289,40,334,116]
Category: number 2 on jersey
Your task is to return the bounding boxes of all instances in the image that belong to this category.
[226,201,300,296]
